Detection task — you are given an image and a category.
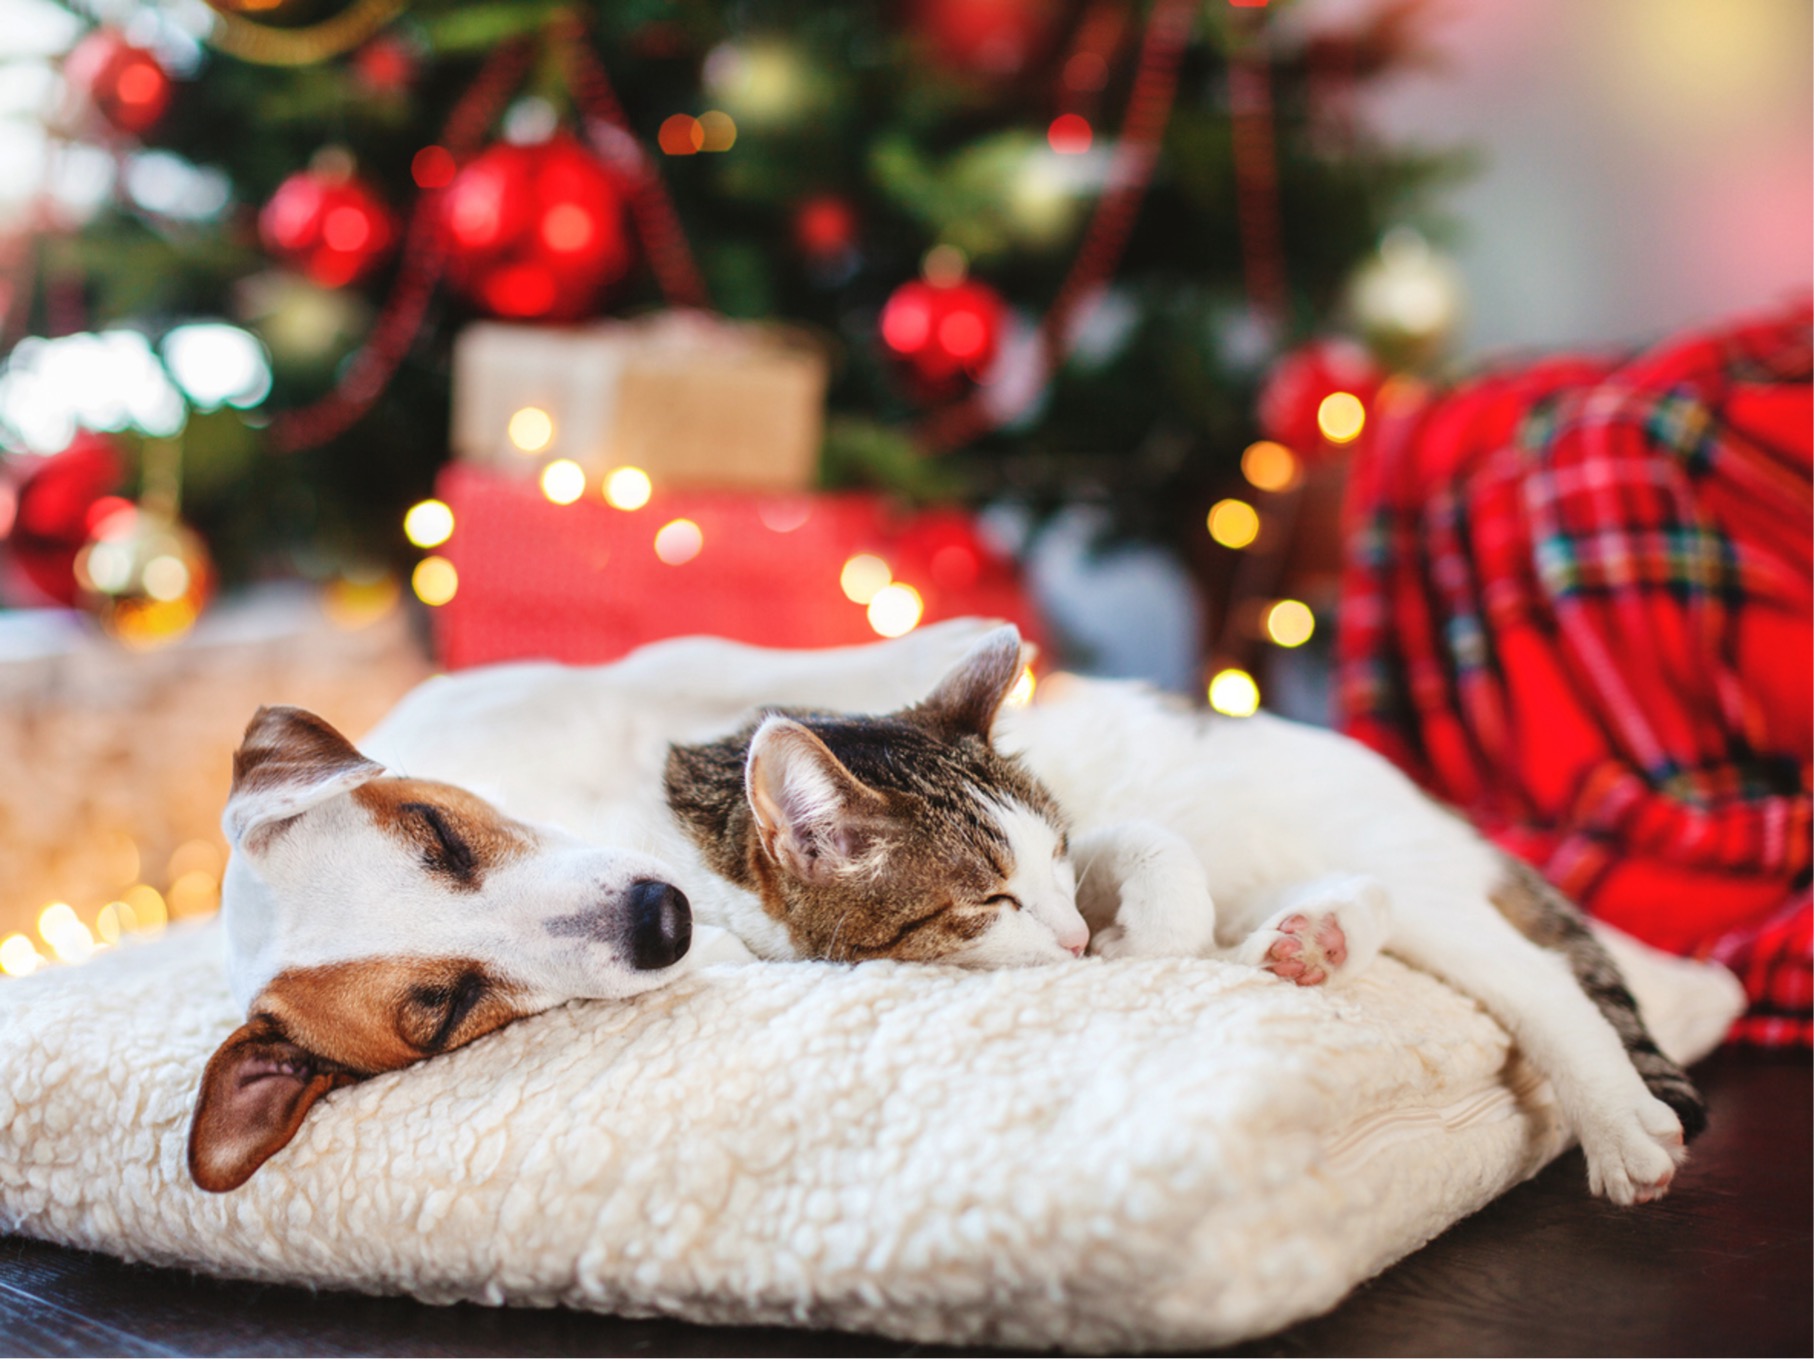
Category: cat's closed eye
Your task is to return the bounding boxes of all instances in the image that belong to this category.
[984,893,1022,911]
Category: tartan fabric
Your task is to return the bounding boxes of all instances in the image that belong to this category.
[1337,302,1814,1046]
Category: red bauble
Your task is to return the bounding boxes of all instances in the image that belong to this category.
[911,0,1054,75]
[64,29,173,136]
[259,165,398,289]
[793,195,858,260]
[438,135,633,322]
[880,278,1006,388]
[2,433,124,607]
[353,35,417,97]
[1256,337,1385,457]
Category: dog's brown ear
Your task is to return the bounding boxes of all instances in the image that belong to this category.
[911,624,1025,740]
[187,1015,359,1193]
[223,706,384,849]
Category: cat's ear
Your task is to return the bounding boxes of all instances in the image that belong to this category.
[913,624,1027,740]
[745,717,888,884]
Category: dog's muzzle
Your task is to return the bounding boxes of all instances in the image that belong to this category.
[626,879,692,971]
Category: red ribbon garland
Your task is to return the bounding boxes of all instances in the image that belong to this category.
[916,0,1199,454]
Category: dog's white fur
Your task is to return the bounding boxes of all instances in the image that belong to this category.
[317,618,1681,1203]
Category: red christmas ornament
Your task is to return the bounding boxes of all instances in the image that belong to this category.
[260,164,398,289]
[1256,337,1385,458]
[880,277,1007,389]
[64,29,172,136]
[438,135,633,322]
[353,34,417,97]
[1,432,123,607]
[911,0,1054,75]
[793,195,858,261]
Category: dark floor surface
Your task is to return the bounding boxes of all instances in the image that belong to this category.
[0,1047,1810,1358]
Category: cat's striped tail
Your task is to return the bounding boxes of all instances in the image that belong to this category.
[1491,855,1708,1141]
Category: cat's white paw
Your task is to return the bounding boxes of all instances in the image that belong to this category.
[1252,912,1348,986]
[1088,916,1204,960]
[1580,1094,1687,1205]
[1237,877,1389,987]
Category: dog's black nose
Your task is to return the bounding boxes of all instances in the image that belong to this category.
[626,879,691,971]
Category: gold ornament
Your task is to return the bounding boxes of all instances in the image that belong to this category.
[202,0,405,67]
[73,503,215,649]
[1342,227,1465,370]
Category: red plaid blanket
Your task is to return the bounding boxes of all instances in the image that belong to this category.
[1337,302,1814,1046]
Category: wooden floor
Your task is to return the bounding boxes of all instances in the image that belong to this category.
[1,1047,1810,1357]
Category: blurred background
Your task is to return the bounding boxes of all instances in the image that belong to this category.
[0,0,1810,1043]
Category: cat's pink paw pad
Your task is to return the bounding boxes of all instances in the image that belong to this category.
[1263,912,1346,988]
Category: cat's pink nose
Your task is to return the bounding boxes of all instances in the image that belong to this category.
[1058,925,1090,956]
[1067,942,1086,958]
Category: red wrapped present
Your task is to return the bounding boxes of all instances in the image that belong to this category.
[1337,301,1814,1045]
[430,465,1044,670]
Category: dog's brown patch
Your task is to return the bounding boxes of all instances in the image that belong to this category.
[188,956,528,1191]
[350,779,534,891]
[257,955,528,1073]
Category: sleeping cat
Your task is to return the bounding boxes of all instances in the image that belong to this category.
[662,626,1705,1206]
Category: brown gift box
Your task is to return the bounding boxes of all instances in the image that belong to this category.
[451,311,829,491]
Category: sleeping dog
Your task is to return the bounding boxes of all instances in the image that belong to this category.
[190,622,998,1191]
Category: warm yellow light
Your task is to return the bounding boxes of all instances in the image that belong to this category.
[323,573,401,631]
[540,459,586,505]
[1316,391,1367,444]
[168,870,219,917]
[142,554,191,602]
[412,555,459,606]
[699,109,737,152]
[0,933,44,977]
[654,518,704,565]
[97,901,129,944]
[1208,668,1261,717]
[1207,499,1261,549]
[604,466,653,511]
[839,553,893,605]
[507,405,555,454]
[867,582,924,638]
[1006,665,1038,708]
[1264,599,1317,648]
[1241,440,1300,492]
[122,883,168,935]
[168,839,222,882]
[404,499,455,548]
[37,902,95,963]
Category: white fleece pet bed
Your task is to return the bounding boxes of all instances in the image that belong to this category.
[1,917,1739,1352]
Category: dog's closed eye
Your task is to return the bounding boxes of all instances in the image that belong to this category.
[399,969,491,1054]
[400,802,478,885]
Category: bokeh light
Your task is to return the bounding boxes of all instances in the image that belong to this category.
[1240,440,1299,492]
[604,466,653,510]
[1006,665,1038,708]
[867,582,923,638]
[1048,114,1093,154]
[412,555,458,606]
[659,114,705,156]
[403,499,455,548]
[654,518,704,565]
[1208,668,1261,717]
[539,458,586,504]
[699,110,737,151]
[0,933,44,977]
[840,553,892,604]
[1207,499,1261,549]
[507,405,555,454]
[1316,391,1367,444]
[1263,599,1316,648]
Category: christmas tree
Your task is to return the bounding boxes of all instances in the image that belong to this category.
[0,0,1463,679]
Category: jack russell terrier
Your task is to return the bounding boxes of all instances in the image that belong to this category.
[190,622,1000,1191]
